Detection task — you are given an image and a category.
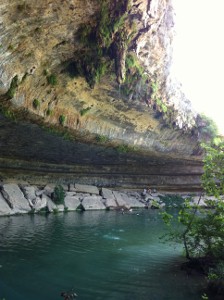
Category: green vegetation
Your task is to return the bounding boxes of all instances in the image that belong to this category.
[74,0,134,88]
[116,144,137,153]
[80,107,91,116]
[47,74,57,86]
[21,72,28,83]
[59,115,66,126]
[151,82,159,94]
[33,98,40,109]
[121,52,148,99]
[43,69,48,76]
[159,194,185,208]
[53,185,65,205]
[46,108,53,116]
[155,98,168,114]
[198,114,218,140]
[0,106,16,120]
[7,44,14,51]
[95,134,110,143]
[6,75,19,98]
[125,53,144,75]
[162,141,224,299]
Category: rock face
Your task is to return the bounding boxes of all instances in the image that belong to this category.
[0,0,201,153]
[0,1,204,190]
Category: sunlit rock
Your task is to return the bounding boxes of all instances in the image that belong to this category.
[1,184,31,213]
[64,195,81,211]
[0,192,12,215]
[46,197,57,213]
[75,184,99,195]
[82,195,105,210]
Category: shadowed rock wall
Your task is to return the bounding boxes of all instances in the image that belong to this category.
[0,115,203,191]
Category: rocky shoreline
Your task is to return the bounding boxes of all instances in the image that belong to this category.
[0,182,219,217]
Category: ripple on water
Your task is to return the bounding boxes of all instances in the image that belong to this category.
[0,210,204,300]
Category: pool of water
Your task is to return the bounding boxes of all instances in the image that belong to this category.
[0,210,205,300]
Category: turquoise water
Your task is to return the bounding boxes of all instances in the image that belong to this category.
[0,210,204,299]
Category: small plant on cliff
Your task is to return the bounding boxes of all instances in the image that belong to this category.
[47,74,57,86]
[33,98,40,109]
[6,75,19,98]
[95,134,109,143]
[116,144,136,153]
[0,107,16,121]
[53,185,65,205]
[59,115,66,126]
[46,108,53,116]
[80,107,91,116]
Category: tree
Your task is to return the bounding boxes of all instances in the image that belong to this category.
[162,140,224,266]
[53,185,65,205]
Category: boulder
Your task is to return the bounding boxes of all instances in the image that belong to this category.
[101,188,115,200]
[82,195,105,210]
[43,185,54,197]
[104,198,118,209]
[66,191,77,197]
[190,196,208,207]
[22,185,37,201]
[75,184,99,195]
[69,184,76,192]
[113,191,130,209]
[57,204,64,212]
[32,197,47,212]
[46,197,57,212]
[64,195,81,211]
[1,184,30,213]
[122,195,145,208]
[0,193,12,215]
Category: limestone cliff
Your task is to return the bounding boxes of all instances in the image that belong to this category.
[0,0,204,190]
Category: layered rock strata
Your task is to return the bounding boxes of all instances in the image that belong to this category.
[0,0,200,156]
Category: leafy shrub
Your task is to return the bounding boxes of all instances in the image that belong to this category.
[33,98,40,109]
[43,69,48,76]
[47,74,57,86]
[95,134,109,143]
[197,114,218,140]
[7,44,14,51]
[59,115,66,125]
[80,107,91,116]
[0,106,16,120]
[6,75,18,98]
[53,185,65,205]
[125,53,144,75]
[46,108,53,116]
[151,82,159,94]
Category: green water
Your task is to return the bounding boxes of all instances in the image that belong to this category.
[0,210,204,299]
